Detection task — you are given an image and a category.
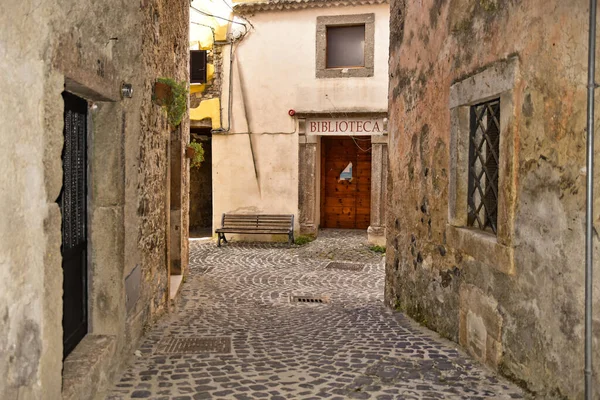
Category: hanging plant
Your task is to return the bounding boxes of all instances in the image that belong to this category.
[153,77,187,128]
[187,140,205,168]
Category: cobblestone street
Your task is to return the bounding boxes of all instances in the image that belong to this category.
[107,230,525,400]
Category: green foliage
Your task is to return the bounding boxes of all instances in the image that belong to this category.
[156,77,187,127]
[188,140,205,168]
[480,0,498,12]
[294,234,315,246]
[393,298,403,311]
[369,245,386,254]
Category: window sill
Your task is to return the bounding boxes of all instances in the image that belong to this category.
[316,67,373,79]
[62,334,116,400]
[446,224,515,275]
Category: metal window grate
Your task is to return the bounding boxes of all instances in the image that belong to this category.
[290,295,329,304]
[468,99,500,234]
[156,337,232,354]
[60,105,88,250]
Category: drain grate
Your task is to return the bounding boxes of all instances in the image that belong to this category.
[156,337,231,354]
[290,295,329,304]
[326,262,364,272]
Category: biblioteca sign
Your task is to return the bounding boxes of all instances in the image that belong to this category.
[307,118,386,136]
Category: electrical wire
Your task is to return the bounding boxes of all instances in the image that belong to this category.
[324,96,373,152]
[191,21,216,45]
[220,0,234,11]
[190,5,247,27]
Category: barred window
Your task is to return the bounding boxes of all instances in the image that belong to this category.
[468,99,500,234]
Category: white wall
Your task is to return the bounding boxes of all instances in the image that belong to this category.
[234,4,390,132]
[213,4,390,233]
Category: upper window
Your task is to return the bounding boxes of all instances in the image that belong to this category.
[467,99,500,234]
[190,50,207,84]
[326,25,365,68]
[316,14,374,79]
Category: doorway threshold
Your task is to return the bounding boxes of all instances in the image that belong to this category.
[169,274,183,300]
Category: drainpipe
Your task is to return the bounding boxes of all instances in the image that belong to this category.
[212,39,235,133]
[585,0,597,398]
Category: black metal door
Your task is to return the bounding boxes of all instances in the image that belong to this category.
[59,92,88,358]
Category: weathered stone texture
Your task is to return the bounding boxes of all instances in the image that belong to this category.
[0,0,189,398]
[386,0,598,398]
[191,45,223,108]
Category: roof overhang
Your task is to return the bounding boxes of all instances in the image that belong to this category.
[233,0,389,15]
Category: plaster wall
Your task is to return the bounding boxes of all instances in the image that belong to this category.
[213,4,389,237]
[233,4,390,132]
[0,2,60,398]
[0,0,189,398]
[212,133,299,234]
[386,0,600,398]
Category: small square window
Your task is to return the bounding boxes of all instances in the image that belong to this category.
[190,50,207,84]
[326,25,365,69]
[467,99,500,234]
[316,14,374,79]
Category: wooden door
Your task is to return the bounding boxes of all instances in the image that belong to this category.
[59,92,88,358]
[320,136,371,229]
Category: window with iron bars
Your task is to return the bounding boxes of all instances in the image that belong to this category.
[467,99,500,234]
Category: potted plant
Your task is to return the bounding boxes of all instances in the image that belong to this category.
[153,81,172,105]
[187,140,205,168]
[153,77,187,128]
[185,146,196,159]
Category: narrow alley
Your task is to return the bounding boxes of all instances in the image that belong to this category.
[107,231,525,400]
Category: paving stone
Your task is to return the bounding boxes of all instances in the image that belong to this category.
[130,390,151,398]
[106,229,526,400]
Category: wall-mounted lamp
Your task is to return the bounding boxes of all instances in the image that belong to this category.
[121,83,134,99]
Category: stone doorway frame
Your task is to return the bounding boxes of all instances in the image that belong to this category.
[296,111,388,245]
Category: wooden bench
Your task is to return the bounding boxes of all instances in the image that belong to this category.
[215,214,295,247]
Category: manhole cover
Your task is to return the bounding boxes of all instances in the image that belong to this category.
[156,337,232,354]
[326,262,364,272]
[290,295,329,304]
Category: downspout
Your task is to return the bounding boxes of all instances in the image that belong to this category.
[585,0,597,398]
[212,39,234,133]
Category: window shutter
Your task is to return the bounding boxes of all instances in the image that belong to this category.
[190,50,207,84]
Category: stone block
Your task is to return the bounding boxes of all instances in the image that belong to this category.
[367,226,386,246]
[125,264,141,314]
[446,225,515,276]
[62,335,116,400]
[459,284,503,367]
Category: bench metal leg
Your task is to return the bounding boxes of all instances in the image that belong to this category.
[288,232,294,246]
[217,233,228,247]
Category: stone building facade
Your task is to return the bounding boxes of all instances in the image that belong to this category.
[0,0,189,399]
[201,0,390,244]
[386,0,599,398]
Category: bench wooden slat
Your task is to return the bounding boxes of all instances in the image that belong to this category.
[217,229,291,234]
[221,220,292,224]
[223,215,292,218]
[216,213,295,247]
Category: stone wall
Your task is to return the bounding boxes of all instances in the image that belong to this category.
[386,0,598,398]
[191,45,223,109]
[0,0,189,399]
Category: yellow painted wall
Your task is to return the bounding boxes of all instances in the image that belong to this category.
[190,0,229,128]
[190,98,221,129]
